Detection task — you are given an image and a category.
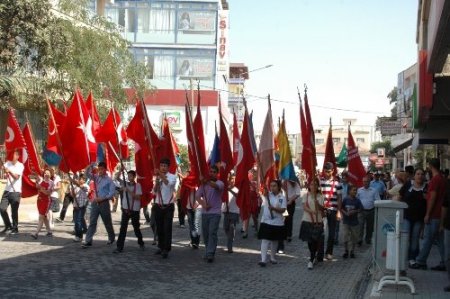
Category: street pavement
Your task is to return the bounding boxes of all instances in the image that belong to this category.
[366,236,449,299]
[0,191,372,299]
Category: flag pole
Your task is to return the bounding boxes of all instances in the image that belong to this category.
[24,112,42,174]
[109,101,132,212]
[185,91,204,181]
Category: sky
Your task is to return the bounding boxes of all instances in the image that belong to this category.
[227,0,418,134]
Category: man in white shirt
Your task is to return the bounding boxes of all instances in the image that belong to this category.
[114,170,144,253]
[153,158,177,259]
[222,174,240,253]
[1,149,24,235]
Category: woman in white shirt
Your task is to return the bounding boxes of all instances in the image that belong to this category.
[299,178,325,270]
[257,180,287,267]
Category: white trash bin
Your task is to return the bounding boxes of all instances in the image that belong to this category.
[386,231,409,271]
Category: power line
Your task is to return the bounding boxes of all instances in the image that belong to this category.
[152,79,388,115]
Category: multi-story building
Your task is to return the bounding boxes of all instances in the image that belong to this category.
[228,63,248,123]
[414,0,450,169]
[93,0,230,148]
[390,63,417,170]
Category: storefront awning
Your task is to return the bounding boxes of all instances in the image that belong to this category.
[411,119,450,150]
[392,136,413,153]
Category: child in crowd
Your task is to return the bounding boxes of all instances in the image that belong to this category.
[31,169,54,239]
[71,174,90,242]
[340,185,363,258]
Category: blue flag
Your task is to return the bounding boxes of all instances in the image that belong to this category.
[208,131,220,167]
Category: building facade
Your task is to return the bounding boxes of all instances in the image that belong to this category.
[390,63,417,170]
[415,0,450,169]
[94,0,230,149]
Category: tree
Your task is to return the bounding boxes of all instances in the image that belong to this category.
[370,140,393,156]
[0,0,150,111]
[177,144,190,173]
[387,87,398,105]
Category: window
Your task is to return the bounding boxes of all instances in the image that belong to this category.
[356,138,365,143]
[332,138,340,144]
[315,138,324,145]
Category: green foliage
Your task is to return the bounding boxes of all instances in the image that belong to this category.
[177,144,190,173]
[0,0,151,115]
[387,87,398,105]
[370,140,393,156]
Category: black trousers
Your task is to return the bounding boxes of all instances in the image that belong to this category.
[176,199,186,226]
[116,209,144,250]
[154,204,175,252]
[0,191,21,230]
[59,193,74,220]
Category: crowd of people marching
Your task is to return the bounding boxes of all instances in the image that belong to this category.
[1,149,450,291]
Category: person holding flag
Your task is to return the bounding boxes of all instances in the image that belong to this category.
[82,161,116,248]
[195,165,224,263]
[30,168,54,239]
[153,158,178,259]
[319,162,342,261]
[222,173,239,253]
[1,149,24,235]
[257,179,287,267]
[114,170,145,253]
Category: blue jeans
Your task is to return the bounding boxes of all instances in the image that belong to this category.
[415,219,445,266]
[187,209,201,246]
[85,201,115,244]
[402,219,423,261]
[74,207,86,238]
[223,212,239,251]
[202,213,221,258]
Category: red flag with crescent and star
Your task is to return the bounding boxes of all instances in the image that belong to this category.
[59,90,95,173]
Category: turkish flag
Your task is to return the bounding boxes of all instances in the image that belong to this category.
[126,101,159,206]
[46,100,66,154]
[135,142,154,207]
[85,92,100,162]
[22,123,40,198]
[96,108,129,171]
[159,117,177,174]
[219,106,233,202]
[235,108,255,221]
[232,111,240,168]
[4,108,27,160]
[347,127,366,187]
[126,101,159,172]
[59,90,94,173]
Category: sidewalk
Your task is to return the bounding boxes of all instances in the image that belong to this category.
[366,240,448,298]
